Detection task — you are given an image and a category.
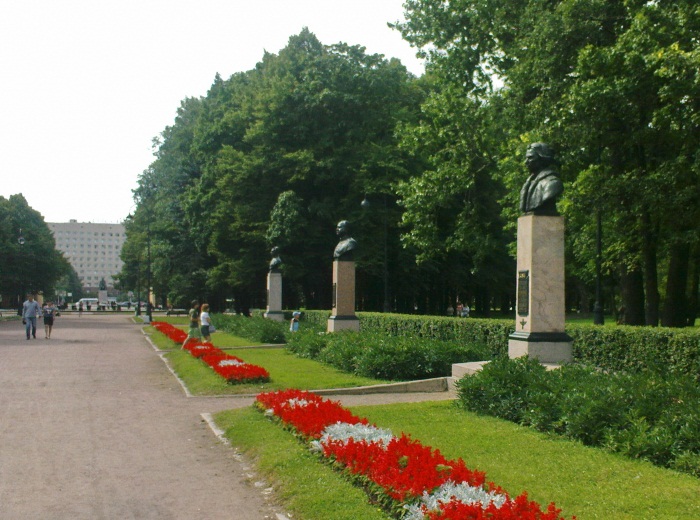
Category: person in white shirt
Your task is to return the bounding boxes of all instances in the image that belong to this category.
[199,303,212,342]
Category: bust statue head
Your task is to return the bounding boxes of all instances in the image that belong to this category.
[525,142,556,175]
[269,246,282,271]
[333,220,358,260]
[520,142,563,215]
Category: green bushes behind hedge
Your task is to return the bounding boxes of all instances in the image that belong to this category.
[216,314,288,344]
[286,328,490,381]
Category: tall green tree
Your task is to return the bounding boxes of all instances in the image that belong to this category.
[396,0,700,325]
[0,194,69,307]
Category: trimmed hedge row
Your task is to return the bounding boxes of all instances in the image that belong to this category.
[286,328,490,381]
[297,311,700,379]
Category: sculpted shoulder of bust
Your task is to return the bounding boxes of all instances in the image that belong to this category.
[519,142,564,215]
[333,220,358,260]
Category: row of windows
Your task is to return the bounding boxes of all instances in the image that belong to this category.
[54,231,122,237]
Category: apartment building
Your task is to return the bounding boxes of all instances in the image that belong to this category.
[47,220,126,290]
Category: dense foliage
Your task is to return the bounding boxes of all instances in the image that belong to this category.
[456,357,700,477]
[121,3,699,325]
[395,0,700,325]
[0,194,73,307]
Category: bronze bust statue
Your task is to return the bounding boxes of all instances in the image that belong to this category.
[519,142,564,215]
[333,220,358,260]
[269,246,282,271]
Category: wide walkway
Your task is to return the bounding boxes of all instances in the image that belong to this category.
[0,314,285,520]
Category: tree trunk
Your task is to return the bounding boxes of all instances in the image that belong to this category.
[641,212,660,326]
[662,242,691,327]
[620,264,645,325]
[688,248,699,326]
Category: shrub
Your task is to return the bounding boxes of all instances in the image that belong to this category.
[455,357,700,477]
[215,314,287,344]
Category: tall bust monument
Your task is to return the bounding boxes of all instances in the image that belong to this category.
[509,143,572,363]
[328,220,360,332]
[264,246,284,321]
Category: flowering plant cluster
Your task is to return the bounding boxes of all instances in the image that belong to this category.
[151,321,270,384]
[256,389,573,520]
[150,321,187,343]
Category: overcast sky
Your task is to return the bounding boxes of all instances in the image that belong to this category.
[0,0,423,224]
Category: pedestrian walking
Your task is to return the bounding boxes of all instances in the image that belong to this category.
[78,301,83,317]
[42,300,58,339]
[22,294,41,340]
[200,303,212,342]
[181,300,201,350]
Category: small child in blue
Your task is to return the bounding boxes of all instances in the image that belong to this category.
[289,311,301,332]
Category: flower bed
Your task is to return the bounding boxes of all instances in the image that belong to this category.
[151,321,270,384]
[256,389,573,520]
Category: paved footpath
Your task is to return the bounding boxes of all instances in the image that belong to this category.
[0,314,453,519]
[0,314,285,519]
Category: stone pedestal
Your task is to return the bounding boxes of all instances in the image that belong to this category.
[264,270,284,321]
[327,259,360,332]
[508,214,572,363]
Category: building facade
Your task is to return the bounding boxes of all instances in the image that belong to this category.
[48,220,126,291]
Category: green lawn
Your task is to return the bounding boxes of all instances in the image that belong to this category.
[216,401,700,520]
[148,325,388,395]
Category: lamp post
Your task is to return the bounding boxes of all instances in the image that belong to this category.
[18,229,25,315]
[361,195,391,312]
[146,220,153,322]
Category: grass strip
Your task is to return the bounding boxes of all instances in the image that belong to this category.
[354,401,700,520]
[215,407,388,520]
[217,400,700,519]
[163,343,387,395]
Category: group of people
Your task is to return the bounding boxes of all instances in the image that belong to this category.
[21,294,58,340]
[182,300,214,349]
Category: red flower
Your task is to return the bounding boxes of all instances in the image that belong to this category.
[257,389,574,519]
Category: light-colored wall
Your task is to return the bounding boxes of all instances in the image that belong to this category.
[47,220,126,289]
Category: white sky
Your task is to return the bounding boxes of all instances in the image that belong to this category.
[0,0,423,224]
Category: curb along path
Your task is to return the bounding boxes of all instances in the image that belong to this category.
[0,314,287,520]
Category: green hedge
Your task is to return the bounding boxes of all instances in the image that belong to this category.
[297,311,700,379]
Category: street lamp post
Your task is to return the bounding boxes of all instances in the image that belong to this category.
[18,229,25,315]
[593,210,605,325]
[146,220,153,322]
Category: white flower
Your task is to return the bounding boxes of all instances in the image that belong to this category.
[320,422,395,447]
[219,359,246,367]
[403,480,508,519]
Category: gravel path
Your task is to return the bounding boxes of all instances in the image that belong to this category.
[0,314,454,519]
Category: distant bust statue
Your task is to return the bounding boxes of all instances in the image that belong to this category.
[99,277,107,290]
[333,220,358,260]
[269,246,282,271]
[519,142,564,215]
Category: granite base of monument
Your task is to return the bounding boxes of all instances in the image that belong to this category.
[327,259,360,332]
[509,214,572,363]
[508,332,573,364]
[327,315,360,332]
[264,271,284,321]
